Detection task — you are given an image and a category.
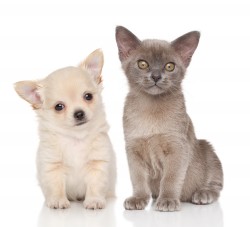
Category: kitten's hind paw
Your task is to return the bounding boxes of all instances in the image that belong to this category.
[192,190,219,205]
[155,198,181,212]
[124,196,149,210]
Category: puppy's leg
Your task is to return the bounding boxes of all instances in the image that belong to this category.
[124,138,151,210]
[83,160,109,209]
[83,133,113,210]
[39,162,70,209]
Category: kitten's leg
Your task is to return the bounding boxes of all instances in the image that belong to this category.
[192,140,223,205]
[39,162,70,209]
[149,177,160,200]
[153,136,189,212]
[124,139,151,210]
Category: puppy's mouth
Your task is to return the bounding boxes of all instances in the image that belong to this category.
[75,120,87,126]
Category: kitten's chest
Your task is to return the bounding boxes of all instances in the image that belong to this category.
[123,99,183,140]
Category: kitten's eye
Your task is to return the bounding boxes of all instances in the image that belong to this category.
[84,93,93,101]
[165,62,175,72]
[138,60,149,70]
[55,103,65,111]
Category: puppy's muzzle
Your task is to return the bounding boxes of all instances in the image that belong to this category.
[74,110,86,125]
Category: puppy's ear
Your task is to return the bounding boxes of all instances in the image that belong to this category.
[14,81,43,109]
[79,49,104,84]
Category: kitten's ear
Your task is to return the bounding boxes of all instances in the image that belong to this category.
[79,49,104,84]
[14,80,43,109]
[171,31,200,67]
[115,26,141,62]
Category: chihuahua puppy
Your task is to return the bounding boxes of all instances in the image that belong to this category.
[14,49,116,209]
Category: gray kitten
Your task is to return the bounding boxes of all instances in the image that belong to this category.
[115,26,223,212]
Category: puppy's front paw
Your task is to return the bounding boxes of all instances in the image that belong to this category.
[46,197,70,209]
[124,197,149,210]
[83,197,106,210]
[155,198,180,212]
[192,190,218,205]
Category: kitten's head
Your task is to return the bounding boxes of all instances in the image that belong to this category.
[115,26,200,95]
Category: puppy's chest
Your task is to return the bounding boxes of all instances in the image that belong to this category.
[60,137,90,171]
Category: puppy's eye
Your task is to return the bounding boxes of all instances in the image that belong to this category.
[84,93,93,101]
[55,103,65,111]
[138,60,149,70]
[165,62,175,72]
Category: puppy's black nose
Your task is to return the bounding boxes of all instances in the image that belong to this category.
[74,110,85,121]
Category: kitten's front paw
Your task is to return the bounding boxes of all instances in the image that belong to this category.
[83,197,106,210]
[46,197,70,209]
[124,196,149,210]
[155,198,180,212]
[192,190,218,205]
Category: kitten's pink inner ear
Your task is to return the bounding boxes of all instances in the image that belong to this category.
[171,31,200,67]
[115,26,141,61]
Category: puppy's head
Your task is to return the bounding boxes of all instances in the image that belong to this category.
[15,49,104,131]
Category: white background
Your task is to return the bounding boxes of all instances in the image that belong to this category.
[0,0,250,226]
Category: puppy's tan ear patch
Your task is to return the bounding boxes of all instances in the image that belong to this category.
[14,81,42,109]
[79,49,104,84]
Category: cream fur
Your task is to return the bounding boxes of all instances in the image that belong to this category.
[14,49,116,209]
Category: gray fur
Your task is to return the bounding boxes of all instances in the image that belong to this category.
[115,26,223,212]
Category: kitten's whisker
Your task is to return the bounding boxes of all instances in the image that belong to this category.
[134,81,145,96]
